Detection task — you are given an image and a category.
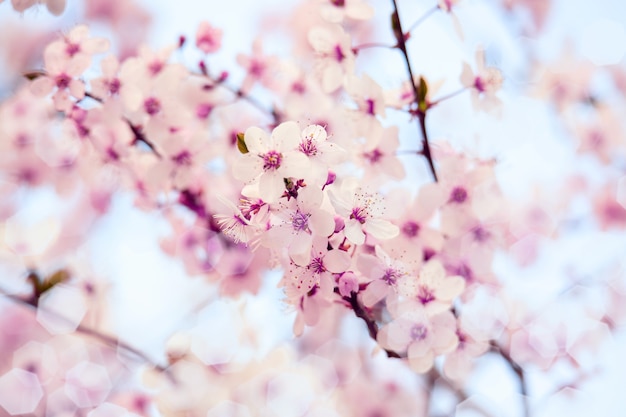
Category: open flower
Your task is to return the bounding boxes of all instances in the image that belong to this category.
[263,186,335,266]
[378,302,458,373]
[397,259,465,316]
[461,48,503,112]
[329,178,399,245]
[233,121,310,203]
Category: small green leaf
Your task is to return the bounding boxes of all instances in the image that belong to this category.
[236,132,249,154]
[391,12,403,44]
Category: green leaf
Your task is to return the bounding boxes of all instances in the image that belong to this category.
[236,132,249,154]
[391,12,403,44]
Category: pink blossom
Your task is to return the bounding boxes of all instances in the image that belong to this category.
[263,186,335,266]
[195,21,222,54]
[329,178,399,245]
[319,0,374,23]
[233,121,310,203]
[397,259,465,315]
[460,48,503,112]
[308,24,355,92]
[378,302,458,373]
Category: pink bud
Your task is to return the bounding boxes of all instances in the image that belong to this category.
[324,171,337,187]
[338,272,358,297]
[334,215,345,233]
[195,21,223,54]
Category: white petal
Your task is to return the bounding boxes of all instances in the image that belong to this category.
[271,121,300,150]
[233,154,263,182]
[344,220,365,245]
[243,126,269,153]
[365,218,399,240]
[258,172,285,203]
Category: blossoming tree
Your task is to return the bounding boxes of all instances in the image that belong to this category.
[0,0,625,416]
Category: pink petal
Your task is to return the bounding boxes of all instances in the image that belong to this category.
[308,209,335,237]
[30,77,54,97]
[324,249,350,273]
[289,234,313,266]
[408,345,435,373]
[365,218,399,240]
[361,279,388,308]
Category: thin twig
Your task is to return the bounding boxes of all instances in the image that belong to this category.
[0,287,172,377]
[406,5,439,34]
[490,341,530,417]
[83,92,163,158]
[391,0,438,181]
[342,290,402,358]
[429,87,468,107]
[192,71,282,123]
[352,42,397,52]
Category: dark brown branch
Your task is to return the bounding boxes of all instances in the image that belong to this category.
[342,291,402,358]
[391,0,438,182]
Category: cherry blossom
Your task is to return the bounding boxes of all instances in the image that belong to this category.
[308,24,355,92]
[460,47,503,111]
[397,259,465,315]
[264,186,335,266]
[378,302,458,373]
[296,124,346,186]
[329,178,399,245]
[233,121,310,203]
[319,0,374,23]
[195,21,222,54]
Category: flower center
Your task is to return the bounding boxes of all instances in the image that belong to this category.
[262,150,282,170]
[196,103,213,119]
[334,44,345,62]
[144,97,161,115]
[401,221,420,237]
[350,207,367,224]
[381,268,401,285]
[55,73,71,89]
[291,210,310,232]
[172,150,192,166]
[365,98,375,115]
[65,42,80,57]
[108,78,121,95]
[450,186,468,203]
[410,324,428,341]
[417,285,435,304]
[309,257,326,274]
[364,148,383,164]
[299,138,318,156]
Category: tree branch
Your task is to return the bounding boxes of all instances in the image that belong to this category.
[0,286,172,378]
[490,341,530,417]
[391,0,438,182]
